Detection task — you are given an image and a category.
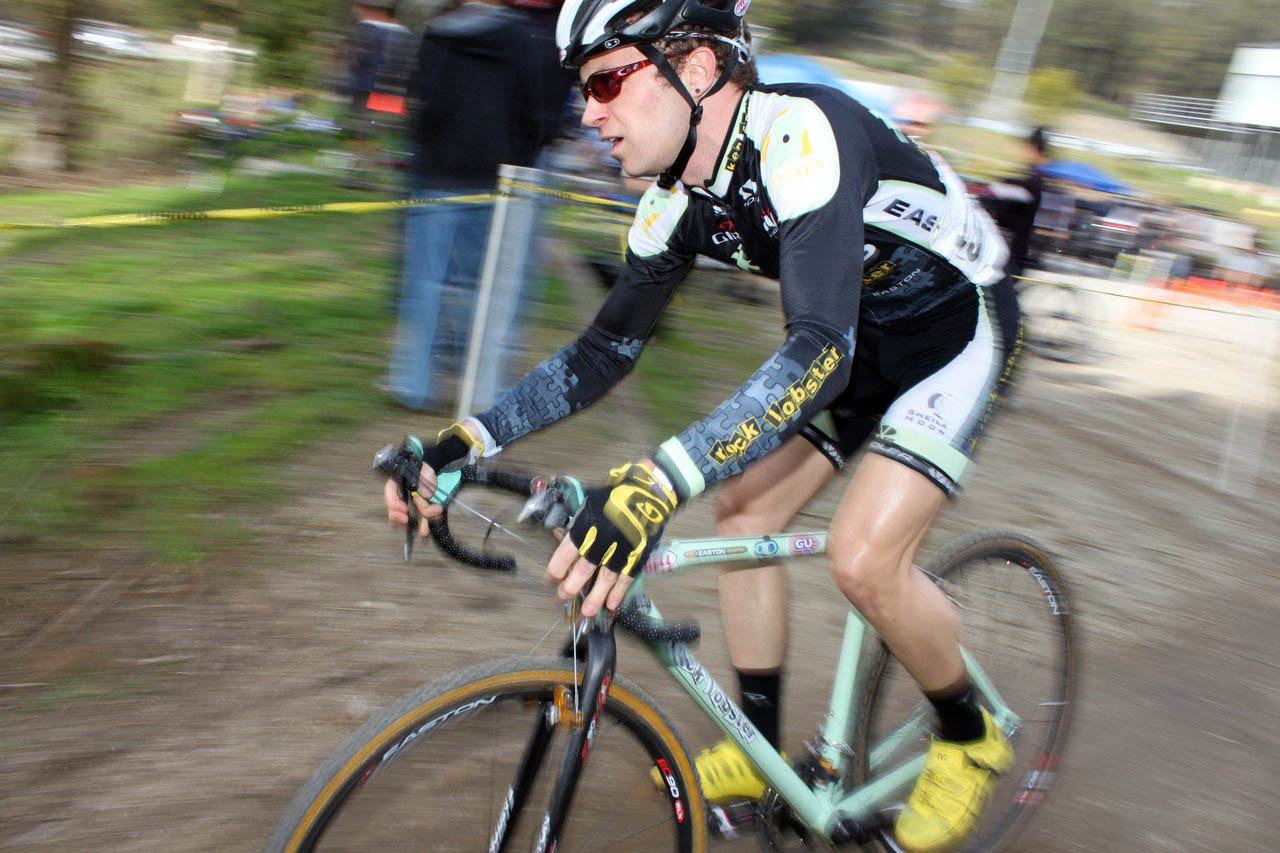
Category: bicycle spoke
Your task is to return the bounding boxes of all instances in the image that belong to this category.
[595,816,676,849]
[387,806,434,849]
[572,769,652,853]
[527,618,561,655]
[868,703,929,772]
[859,535,1074,851]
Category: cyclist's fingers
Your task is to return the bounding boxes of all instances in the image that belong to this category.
[384,478,409,523]
[558,554,599,602]
[417,465,438,498]
[409,491,444,520]
[604,572,634,613]
[582,567,619,618]
[545,535,579,583]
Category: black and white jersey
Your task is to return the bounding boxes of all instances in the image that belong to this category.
[474,83,1008,502]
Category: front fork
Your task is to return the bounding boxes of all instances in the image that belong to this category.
[488,621,617,853]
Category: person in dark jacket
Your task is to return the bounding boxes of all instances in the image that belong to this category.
[388,0,573,411]
[345,0,414,186]
[988,126,1049,365]
[1004,126,1049,278]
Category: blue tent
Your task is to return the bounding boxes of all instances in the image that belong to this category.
[754,54,898,116]
[1039,160,1135,196]
[756,54,844,88]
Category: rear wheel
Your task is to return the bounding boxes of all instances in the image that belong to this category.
[1019,280,1095,363]
[270,656,707,852]
[855,531,1077,852]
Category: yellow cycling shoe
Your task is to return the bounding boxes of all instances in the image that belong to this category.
[650,740,768,804]
[894,709,1014,853]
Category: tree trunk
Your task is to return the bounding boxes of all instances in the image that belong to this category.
[20,0,79,173]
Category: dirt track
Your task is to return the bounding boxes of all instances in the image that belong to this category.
[2,275,1278,851]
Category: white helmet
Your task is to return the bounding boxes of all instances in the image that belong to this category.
[556,0,749,69]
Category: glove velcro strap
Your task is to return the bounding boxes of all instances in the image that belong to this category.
[436,421,483,455]
[417,421,482,475]
[606,460,678,507]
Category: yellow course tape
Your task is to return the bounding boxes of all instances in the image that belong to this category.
[10,180,1266,321]
[0,180,638,231]
[497,178,638,213]
[0,193,499,231]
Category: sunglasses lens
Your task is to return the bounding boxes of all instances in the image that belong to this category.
[585,71,623,104]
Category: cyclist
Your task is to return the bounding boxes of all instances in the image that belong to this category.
[385,1,1019,848]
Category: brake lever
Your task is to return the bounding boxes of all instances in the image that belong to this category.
[400,480,416,562]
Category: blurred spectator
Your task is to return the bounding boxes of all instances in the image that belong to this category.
[344,0,414,188]
[1005,127,1049,279]
[388,0,572,412]
[992,126,1049,359]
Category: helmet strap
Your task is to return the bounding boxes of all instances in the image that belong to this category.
[639,42,739,190]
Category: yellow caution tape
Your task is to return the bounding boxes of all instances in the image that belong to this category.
[0,192,498,231]
[0,179,638,231]
[497,178,639,213]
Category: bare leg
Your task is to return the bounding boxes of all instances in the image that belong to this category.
[716,435,836,671]
[828,453,960,691]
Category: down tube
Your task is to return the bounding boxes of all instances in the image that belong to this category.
[629,595,836,834]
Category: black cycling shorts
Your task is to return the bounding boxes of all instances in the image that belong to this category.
[802,282,1021,495]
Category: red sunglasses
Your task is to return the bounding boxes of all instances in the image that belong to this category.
[580,59,654,104]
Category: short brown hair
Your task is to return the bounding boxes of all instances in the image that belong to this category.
[657,23,758,89]
[621,1,758,90]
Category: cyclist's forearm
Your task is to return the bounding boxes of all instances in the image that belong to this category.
[472,325,644,452]
[653,322,852,502]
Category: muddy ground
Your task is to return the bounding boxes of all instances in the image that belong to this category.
[2,271,1278,851]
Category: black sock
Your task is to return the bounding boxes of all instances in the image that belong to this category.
[737,669,783,748]
[926,682,985,743]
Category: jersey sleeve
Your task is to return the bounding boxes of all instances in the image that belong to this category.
[473,185,695,452]
[654,99,880,501]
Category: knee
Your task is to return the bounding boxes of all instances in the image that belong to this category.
[828,530,908,619]
[715,491,778,538]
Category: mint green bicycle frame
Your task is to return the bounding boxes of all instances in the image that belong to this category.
[430,468,1021,837]
[618,531,1022,838]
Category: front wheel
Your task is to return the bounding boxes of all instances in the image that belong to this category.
[269,656,707,852]
[855,530,1077,852]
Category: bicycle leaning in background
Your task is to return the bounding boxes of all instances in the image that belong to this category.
[269,444,1076,852]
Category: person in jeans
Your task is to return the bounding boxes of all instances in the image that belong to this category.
[388,0,572,411]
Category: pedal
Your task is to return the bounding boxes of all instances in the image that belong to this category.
[830,811,893,846]
[706,801,757,841]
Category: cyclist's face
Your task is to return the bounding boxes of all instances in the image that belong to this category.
[579,48,688,178]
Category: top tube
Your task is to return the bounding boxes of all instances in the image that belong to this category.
[641,532,829,576]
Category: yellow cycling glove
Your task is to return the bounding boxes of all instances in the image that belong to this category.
[568,460,678,576]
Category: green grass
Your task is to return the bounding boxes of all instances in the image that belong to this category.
[9,671,155,716]
[1,173,399,561]
[628,272,782,438]
[551,206,785,439]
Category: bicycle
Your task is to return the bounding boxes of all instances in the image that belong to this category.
[268,443,1076,851]
[1014,272,1098,365]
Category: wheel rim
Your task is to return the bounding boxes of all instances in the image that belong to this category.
[300,673,696,852]
[861,542,1075,851]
